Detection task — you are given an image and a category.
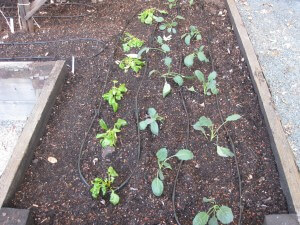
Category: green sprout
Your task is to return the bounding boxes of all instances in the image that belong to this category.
[102,80,127,112]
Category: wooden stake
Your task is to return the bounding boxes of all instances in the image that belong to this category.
[18,0,34,32]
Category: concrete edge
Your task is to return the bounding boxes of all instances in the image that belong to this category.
[0,60,66,207]
[225,0,300,219]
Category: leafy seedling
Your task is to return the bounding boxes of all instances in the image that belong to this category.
[139,108,163,136]
[184,46,209,67]
[152,148,194,196]
[96,118,127,148]
[117,54,145,73]
[138,8,168,25]
[90,166,120,205]
[194,70,218,95]
[181,25,202,45]
[150,56,194,98]
[166,0,177,9]
[159,15,185,34]
[189,0,194,6]
[193,197,234,225]
[122,32,144,52]
[102,80,127,112]
[192,114,241,157]
[138,35,172,58]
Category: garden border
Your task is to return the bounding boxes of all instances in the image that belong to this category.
[0,60,66,207]
[225,0,300,223]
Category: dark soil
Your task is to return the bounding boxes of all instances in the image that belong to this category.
[1,0,287,224]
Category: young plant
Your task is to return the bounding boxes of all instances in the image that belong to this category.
[181,25,202,45]
[138,35,171,58]
[122,32,144,52]
[184,46,209,67]
[152,148,194,196]
[90,166,120,205]
[139,108,163,136]
[159,15,185,34]
[166,0,177,9]
[150,56,194,98]
[194,70,218,95]
[138,8,168,25]
[192,114,241,157]
[189,0,194,6]
[117,54,145,73]
[96,118,127,148]
[193,197,234,225]
[102,80,127,112]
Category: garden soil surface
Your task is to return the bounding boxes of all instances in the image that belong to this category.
[1,0,287,224]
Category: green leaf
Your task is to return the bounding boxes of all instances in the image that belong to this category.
[196,34,202,40]
[217,146,234,158]
[188,86,196,92]
[152,177,164,196]
[108,166,118,177]
[115,119,127,129]
[99,119,108,131]
[154,16,164,23]
[158,169,164,180]
[138,47,150,57]
[167,27,172,33]
[197,116,213,127]
[225,114,241,122]
[164,57,172,67]
[194,70,205,83]
[193,212,209,225]
[110,191,120,205]
[150,121,159,135]
[159,24,167,30]
[216,206,234,224]
[156,148,168,161]
[208,216,218,225]
[172,28,176,34]
[175,149,194,160]
[148,108,157,118]
[184,53,195,67]
[161,44,170,52]
[157,36,163,44]
[139,118,152,130]
[185,35,191,45]
[197,50,209,63]
[162,161,172,170]
[173,75,184,86]
[163,81,171,98]
[176,15,185,20]
[203,197,215,203]
[208,71,217,81]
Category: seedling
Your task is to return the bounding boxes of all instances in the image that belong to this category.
[152,148,194,196]
[194,70,218,95]
[184,46,209,67]
[189,0,194,6]
[181,25,202,45]
[117,54,145,73]
[159,15,185,34]
[192,114,241,157]
[139,108,163,136]
[138,8,168,25]
[193,197,234,225]
[102,80,127,112]
[90,166,120,205]
[138,35,171,58]
[166,0,177,9]
[122,32,144,52]
[150,56,194,98]
[96,118,127,148]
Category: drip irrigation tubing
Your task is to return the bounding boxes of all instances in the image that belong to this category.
[204,4,244,225]
[0,38,107,61]
[0,2,97,19]
[76,9,142,188]
[172,55,190,225]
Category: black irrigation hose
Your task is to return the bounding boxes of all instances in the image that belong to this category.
[0,2,97,19]
[0,38,107,61]
[76,10,142,188]
[172,54,190,225]
[205,7,243,225]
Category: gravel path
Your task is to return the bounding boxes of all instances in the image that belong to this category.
[236,0,300,168]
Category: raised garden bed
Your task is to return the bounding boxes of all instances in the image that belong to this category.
[0,0,288,224]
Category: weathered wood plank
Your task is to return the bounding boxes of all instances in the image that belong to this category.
[24,0,47,20]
